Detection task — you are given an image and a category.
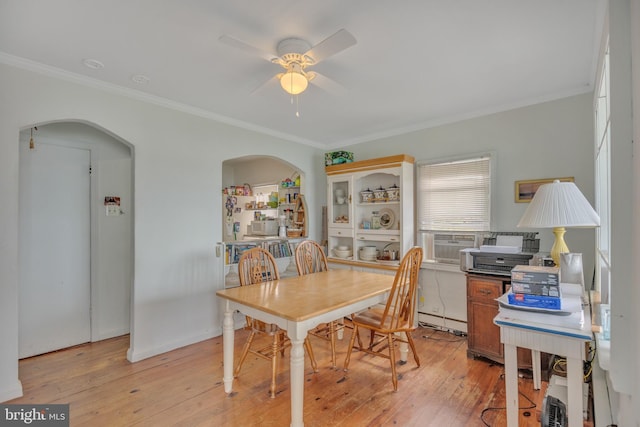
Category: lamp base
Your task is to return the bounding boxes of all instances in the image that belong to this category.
[550,227,569,267]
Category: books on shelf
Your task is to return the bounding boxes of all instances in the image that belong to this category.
[224,239,297,264]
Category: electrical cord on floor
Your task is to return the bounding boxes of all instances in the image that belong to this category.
[434,269,448,329]
[479,373,537,427]
[418,322,466,342]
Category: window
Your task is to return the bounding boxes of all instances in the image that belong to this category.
[417,155,491,232]
[417,155,492,261]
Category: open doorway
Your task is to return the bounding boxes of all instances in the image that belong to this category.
[18,121,134,358]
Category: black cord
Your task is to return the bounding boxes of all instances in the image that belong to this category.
[479,373,537,426]
[421,333,466,343]
[419,323,466,342]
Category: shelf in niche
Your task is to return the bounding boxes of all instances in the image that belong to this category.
[357,200,400,206]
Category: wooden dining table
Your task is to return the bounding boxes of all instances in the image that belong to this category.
[216,269,395,427]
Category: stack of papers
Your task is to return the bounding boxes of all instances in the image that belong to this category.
[479,245,520,253]
[496,283,586,330]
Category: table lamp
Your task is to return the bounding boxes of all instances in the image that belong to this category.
[517,180,600,266]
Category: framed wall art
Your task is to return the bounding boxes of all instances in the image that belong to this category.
[515,176,574,203]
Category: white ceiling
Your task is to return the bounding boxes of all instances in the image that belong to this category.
[0,0,603,148]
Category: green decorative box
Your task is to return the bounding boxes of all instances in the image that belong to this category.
[325,151,354,166]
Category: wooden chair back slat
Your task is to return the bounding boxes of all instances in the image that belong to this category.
[378,246,423,331]
[294,240,328,276]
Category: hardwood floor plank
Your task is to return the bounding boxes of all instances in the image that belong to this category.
[6,327,556,426]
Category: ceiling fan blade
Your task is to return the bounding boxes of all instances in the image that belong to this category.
[250,74,280,95]
[304,29,356,64]
[218,34,277,62]
[308,72,346,96]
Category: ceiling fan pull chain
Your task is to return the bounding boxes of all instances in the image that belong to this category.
[295,95,301,118]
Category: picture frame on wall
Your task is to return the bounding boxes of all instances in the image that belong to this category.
[515,176,574,203]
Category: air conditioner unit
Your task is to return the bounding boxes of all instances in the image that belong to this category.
[433,233,477,264]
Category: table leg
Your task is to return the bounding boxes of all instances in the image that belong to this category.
[531,349,541,390]
[504,343,519,427]
[566,355,583,427]
[398,332,408,362]
[289,337,305,427]
[222,304,235,393]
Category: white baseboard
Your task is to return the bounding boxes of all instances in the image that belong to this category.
[126,315,246,363]
[127,329,219,363]
[0,379,23,402]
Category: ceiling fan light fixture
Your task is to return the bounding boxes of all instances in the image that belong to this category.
[280,68,308,95]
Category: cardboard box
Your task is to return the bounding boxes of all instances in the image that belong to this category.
[508,292,561,310]
[511,265,559,285]
[511,281,560,297]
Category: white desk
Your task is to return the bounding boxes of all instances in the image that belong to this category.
[494,291,591,427]
[216,269,394,427]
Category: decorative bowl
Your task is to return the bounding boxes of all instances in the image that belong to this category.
[333,249,353,258]
[287,228,303,237]
[358,249,378,261]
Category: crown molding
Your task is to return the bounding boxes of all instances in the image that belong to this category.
[0,52,325,149]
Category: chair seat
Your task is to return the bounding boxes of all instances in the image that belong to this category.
[353,307,413,332]
[234,247,318,398]
[295,240,341,368]
[343,246,423,392]
[249,319,280,335]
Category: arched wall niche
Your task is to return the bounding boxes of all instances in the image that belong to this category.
[21,119,134,153]
[221,155,305,242]
[222,155,301,188]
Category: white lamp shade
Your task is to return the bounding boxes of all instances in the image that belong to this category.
[517,180,600,228]
[280,70,308,95]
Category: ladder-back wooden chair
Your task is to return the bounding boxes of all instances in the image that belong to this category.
[294,240,339,367]
[234,247,318,398]
[343,246,423,391]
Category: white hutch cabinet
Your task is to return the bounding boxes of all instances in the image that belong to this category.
[325,155,414,273]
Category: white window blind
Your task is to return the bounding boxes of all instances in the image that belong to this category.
[417,156,491,232]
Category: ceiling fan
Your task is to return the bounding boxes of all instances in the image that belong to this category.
[219,29,357,97]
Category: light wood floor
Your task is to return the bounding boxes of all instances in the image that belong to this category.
[8,326,549,426]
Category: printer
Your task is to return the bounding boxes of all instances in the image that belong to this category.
[461,232,539,276]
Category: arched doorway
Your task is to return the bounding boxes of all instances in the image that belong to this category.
[18,121,134,358]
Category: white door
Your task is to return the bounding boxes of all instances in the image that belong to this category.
[19,143,91,358]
